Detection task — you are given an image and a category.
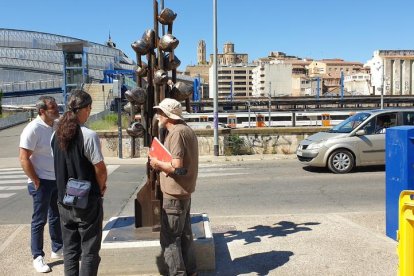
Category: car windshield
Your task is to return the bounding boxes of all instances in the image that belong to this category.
[328,112,371,133]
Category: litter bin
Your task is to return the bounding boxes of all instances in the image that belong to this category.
[386,126,414,240]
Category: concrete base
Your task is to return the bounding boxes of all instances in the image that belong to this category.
[99,213,215,275]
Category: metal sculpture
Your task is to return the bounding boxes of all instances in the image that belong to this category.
[126,0,193,230]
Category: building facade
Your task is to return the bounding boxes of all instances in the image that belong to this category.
[209,63,255,99]
[251,62,292,97]
[367,50,414,96]
[0,28,135,93]
[307,59,363,94]
[343,73,371,95]
[208,42,248,66]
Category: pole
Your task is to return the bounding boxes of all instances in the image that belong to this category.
[117,95,123,159]
[316,77,320,100]
[380,87,384,109]
[340,71,344,100]
[248,101,251,128]
[213,0,219,156]
[268,82,271,127]
[380,64,384,109]
[160,0,165,35]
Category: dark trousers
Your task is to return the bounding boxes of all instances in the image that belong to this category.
[161,198,197,276]
[58,197,103,276]
[28,179,63,258]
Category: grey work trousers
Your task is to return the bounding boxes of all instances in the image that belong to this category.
[58,197,103,276]
[161,198,197,276]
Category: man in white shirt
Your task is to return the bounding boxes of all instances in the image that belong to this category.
[19,96,63,273]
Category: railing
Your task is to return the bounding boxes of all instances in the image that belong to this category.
[0,79,63,93]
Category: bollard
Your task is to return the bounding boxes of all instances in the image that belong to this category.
[397,190,414,276]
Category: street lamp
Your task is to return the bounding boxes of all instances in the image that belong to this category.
[213,0,219,156]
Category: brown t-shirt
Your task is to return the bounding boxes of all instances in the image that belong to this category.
[161,123,198,199]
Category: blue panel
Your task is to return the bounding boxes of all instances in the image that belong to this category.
[385,126,414,240]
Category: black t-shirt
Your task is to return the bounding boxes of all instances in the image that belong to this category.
[51,125,100,203]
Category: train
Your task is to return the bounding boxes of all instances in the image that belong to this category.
[183,110,356,129]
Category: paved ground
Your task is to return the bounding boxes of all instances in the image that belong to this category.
[0,155,399,275]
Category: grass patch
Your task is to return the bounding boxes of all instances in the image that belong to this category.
[88,113,130,131]
[0,111,15,119]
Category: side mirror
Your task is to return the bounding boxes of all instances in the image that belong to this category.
[355,129,366,136]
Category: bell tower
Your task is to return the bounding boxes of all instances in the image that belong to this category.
[197,40,206,65]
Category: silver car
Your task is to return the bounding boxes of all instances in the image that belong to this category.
[297,108,414,173]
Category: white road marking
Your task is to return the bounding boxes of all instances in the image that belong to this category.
[0,186,26,191]
[0,175,27,179]
[198,172,249,178]
[0,170,24,175]
[0,179,26,185]
[0,165,120,199]
[0,168,23,171]
[0,193,16,198]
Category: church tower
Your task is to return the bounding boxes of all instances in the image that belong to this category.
[106,31,116,48]
[197,40,206,65]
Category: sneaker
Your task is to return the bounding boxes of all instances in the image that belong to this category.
[33,256,51,273]
[51,248,63,259]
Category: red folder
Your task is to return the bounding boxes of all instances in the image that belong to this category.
[149,137,172,162]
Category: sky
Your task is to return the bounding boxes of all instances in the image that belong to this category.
[2,0,414,70]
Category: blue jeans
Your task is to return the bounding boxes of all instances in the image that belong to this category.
[160,198,197,276]
[28,179,63,258]
[58,197,103,276]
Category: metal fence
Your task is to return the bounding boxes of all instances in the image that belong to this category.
[0,109,110,131]
[0,79,63,93]
[0,112,30,130]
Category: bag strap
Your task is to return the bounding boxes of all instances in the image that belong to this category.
[64,124,83,179]
[64,152,75,179]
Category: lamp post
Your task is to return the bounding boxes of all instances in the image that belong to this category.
[213,0,219,156]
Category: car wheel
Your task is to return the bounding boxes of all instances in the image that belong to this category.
[327,149,354,174]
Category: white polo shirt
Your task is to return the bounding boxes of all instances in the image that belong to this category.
[19,116,56,181]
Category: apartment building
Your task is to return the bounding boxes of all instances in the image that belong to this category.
[209,63,255,99]
[251,62,292,97]
[307,59,363,94]
[186,41,248,85]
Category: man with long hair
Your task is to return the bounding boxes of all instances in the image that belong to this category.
[51,89,107,276]
[19,96,63,273]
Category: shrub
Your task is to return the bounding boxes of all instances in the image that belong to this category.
[225,134,251,155]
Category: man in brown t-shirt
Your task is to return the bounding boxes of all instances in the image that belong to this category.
[149,98,198,276]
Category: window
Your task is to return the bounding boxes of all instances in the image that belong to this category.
[364,114,397,135]
[401,112,414,125]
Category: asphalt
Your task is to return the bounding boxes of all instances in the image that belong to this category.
[0,154,398,275]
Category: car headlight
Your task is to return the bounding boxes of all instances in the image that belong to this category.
[307,142,323,150]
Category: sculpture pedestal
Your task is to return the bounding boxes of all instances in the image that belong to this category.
[99,213,215,275]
